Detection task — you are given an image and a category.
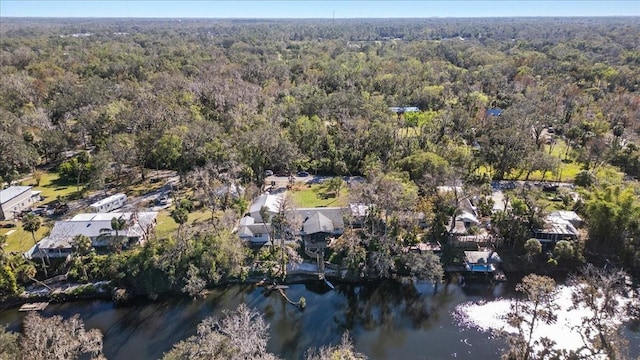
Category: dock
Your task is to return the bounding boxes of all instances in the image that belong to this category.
[19,302,49,312]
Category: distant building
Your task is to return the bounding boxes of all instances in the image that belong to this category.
[389,106,420,114]
[0,186,41,220]
[24,212,158,260]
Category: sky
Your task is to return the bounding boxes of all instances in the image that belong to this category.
[1,1,639,18]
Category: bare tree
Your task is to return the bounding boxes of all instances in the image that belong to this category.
[570,265,631,360]
[163,303,280,360]
[306,332,367,360]
[502,274,559,360]
[21,312,104,360]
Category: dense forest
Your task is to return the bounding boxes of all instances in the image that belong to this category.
[1,17,639,292]
[0,16,639,360]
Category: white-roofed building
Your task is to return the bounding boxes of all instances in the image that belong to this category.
[249,193,283,222]
[237,215,271,244]
[0,186,41,220]
[24,211,158,260]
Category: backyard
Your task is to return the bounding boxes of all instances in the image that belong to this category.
[288,179,349,208]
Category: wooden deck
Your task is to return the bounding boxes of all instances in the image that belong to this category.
[19,302,49,312]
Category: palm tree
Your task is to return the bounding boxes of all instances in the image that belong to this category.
[22,213,41,245]
[110,216,127,252]
[72,234,93,281]
[170,207,188,240]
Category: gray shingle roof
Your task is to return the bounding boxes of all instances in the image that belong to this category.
[303,212,334,235]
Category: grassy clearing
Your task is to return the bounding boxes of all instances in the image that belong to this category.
[0,221,52,253]
[154,208,215,239]
[20,171,77,205]
[474,140,585,182]
[288,182,348,208]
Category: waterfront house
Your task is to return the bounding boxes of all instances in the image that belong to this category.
[237,215,272,244]
[296,207,345,252]
[24,211,158,259]
[464,250,502,274]
[533,210,581,245]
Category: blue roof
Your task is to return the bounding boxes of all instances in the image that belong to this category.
[486,108,503,117]
[389,106,420,114]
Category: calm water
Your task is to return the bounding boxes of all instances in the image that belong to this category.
[1,279,638,360]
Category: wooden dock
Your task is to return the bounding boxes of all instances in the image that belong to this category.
[19,302,49,312]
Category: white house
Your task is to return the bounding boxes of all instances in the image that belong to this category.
[24,211,158,259]
[89,193,127,213]
[0,186,41,220]
[237,216,272,244]
[249,193,283,222]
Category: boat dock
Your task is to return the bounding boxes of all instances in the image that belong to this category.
[19,302,49,312]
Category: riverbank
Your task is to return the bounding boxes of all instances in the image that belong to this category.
[0,281,113,311]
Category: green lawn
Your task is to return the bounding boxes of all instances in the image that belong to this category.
[154,208,215,239]
[0,221,51,253]
[474,140,584,182]
[20,171,78,205]
[288,182,349,208]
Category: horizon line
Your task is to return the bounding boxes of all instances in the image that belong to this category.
[2,15,638,19]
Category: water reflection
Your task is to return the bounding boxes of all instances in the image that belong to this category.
[0,279,637,360]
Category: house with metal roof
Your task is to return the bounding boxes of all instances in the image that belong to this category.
[237,215,272,244]
[389,106,420,114]
[249,193,283,222]
[24,211,158,260]
[533,211,581,244]
[0,186,41,220]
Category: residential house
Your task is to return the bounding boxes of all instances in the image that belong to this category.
[296,207,346,251]
[0,186,41,220]
[533,210,581,244]
[24,212,158,259]
[237,216,272,244]
[249,193,283,222]
[348,203,369,228]
[389,106,420,114]
[464,250,502,274]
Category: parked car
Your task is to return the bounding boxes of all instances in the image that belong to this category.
[275,171,290,177]
[265,170,273,176]
[1,223,16,229]
[156,195,170,206]
[296,171,310,177]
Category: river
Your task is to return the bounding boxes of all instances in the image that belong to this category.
[1,278,638,359]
